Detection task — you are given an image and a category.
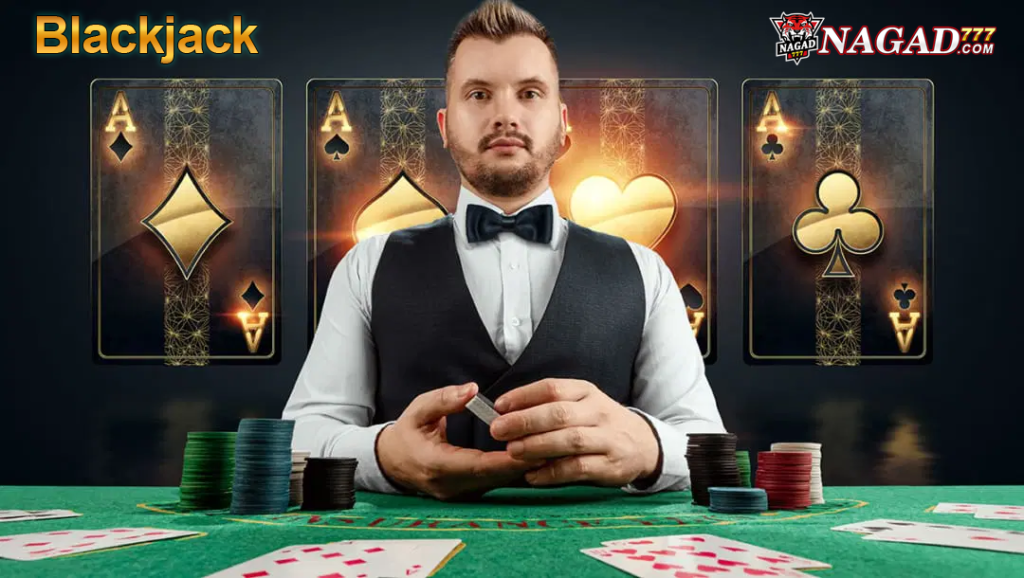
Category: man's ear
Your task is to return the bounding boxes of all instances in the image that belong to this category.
[560,101,569,144]
[437,108,448,148]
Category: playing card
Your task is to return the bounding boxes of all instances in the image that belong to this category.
[307,78,718,362]
[742,79,933,364]
[582,544,814,578]
[91,79,282,364]
[975,505,1024,521]
[326,539,464,576]
[933,503,980,514]
[207,540,465,578]
[0,528,199,561]
[602,534,831,570]
[863,525,1024,555]
[831,518,1024,537]
[204,543,389,577]
[0,510,81,523]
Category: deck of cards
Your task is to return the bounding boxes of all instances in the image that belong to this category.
[204,539,464,577]
[832,518,1024,555]
[581,534,831,577]
[466,393,500,425]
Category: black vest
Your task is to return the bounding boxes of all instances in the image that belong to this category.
[369,216,645,451]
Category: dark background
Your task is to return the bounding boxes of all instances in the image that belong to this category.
[7,0,1019,487]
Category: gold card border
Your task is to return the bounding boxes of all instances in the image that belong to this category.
[91,79,281,360]
[742,79,932,361]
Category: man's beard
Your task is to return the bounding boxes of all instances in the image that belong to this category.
[448,127,561,199]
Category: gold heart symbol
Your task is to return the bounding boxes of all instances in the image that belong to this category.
[568,174,677,248]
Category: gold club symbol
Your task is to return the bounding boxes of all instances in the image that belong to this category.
[792,170,883,278]
[141,165,232,280]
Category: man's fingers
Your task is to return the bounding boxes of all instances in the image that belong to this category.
[493,378,592,413]
[525,455,608,486]
[406,382,478,426]
[490,401,599,441]
[438,445,543,475]
[506,427,608,460]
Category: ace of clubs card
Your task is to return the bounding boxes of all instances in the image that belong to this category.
[91,79,282,364]
[742,79,933,364]
[307,79,717,361]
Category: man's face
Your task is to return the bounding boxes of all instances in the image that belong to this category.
[440,34,566,199]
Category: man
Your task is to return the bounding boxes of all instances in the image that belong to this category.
[283,0,725,501]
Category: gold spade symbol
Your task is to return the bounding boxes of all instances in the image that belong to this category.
[792,170,884,278]
[568,174,676,248]
[352,170,447,242]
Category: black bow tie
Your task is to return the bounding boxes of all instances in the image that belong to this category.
[465,204,554,244]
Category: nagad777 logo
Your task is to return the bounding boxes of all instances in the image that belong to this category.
[770,12,825,65]
[770,12,997,64]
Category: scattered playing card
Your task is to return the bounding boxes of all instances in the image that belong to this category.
[602,534,831,570]
[204,539,464,578]
[863,525,1024,555]
[582,544,815,578]
[975,505,1024,521]
[933,503,981,514]
[0,528,199,561]
[0,510,81,523]
[830,519,981,535]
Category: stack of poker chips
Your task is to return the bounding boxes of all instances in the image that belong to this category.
[755,451,812,510]
[708,487,768,514]
[771,442,824,504]
[301,458,357,511]
[230,419,295,515]
[735,451,752,487]
[685,433,741,506]
[178,432,236,510]
[290,450,310,507]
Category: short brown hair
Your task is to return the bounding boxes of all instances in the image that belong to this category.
[445,0,558,76]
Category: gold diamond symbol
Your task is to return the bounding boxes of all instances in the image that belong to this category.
[142,165,231,279]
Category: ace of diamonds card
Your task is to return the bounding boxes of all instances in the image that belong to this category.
[742,79,933,364]
[91,79,282,364]
[307,79,717,361]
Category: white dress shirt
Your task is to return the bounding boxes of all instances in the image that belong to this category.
[282,186,726,494]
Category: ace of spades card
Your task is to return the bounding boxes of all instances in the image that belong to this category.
[307,79,717,362]
[742,79,933,364]
[91,79,282,364]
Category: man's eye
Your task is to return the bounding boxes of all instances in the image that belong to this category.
[470,91,488,100]
[523,90,540,99]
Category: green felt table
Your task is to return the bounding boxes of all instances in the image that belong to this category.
[1,486,1022,577]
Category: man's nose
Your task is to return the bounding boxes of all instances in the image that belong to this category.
[491,94,520,131]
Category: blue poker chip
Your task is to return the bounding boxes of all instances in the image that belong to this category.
[707,487,768,514]
[229,418,295,515]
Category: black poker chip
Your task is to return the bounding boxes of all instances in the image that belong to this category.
[685,433,741,506]
[301,458,358,511]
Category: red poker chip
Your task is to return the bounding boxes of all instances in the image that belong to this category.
[757,452,813,463]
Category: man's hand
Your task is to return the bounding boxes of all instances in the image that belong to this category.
[490,379,661,487]
[376,382,543,501]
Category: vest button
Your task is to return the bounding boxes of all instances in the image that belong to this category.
[510,317,521,327]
